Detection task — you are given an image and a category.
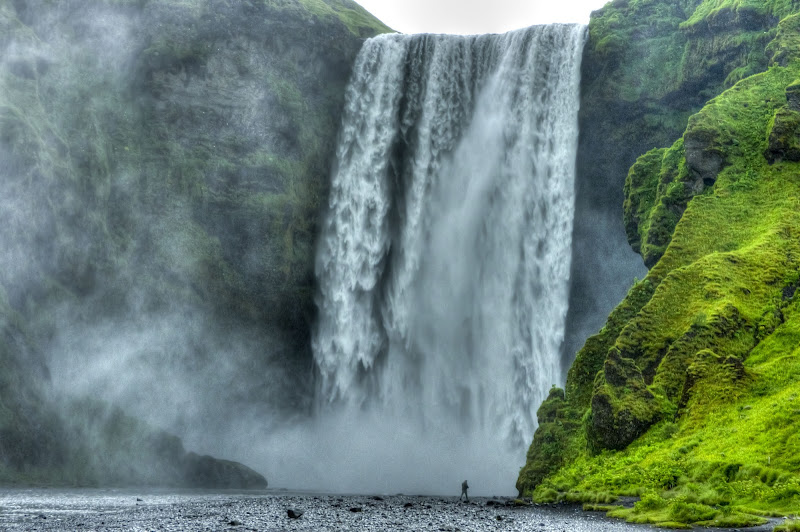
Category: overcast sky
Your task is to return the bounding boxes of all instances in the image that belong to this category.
[356,0,611,35]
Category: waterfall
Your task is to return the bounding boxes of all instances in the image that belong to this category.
[312,24,586,494]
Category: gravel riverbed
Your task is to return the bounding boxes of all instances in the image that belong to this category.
[0,488,780,531]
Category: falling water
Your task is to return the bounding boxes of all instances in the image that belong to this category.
[311,24,586,494]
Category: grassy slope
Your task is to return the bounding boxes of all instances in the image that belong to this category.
[568,0,762,361]
[298,0,393,36]
[520,3,800,528]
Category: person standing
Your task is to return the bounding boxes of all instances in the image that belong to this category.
[460,480,469,502]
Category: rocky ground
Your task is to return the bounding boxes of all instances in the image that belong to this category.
[0,488,783,531]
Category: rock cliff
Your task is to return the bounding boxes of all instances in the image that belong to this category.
[0,0,388,487]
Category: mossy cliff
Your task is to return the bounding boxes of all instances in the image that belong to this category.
[0,0,388,486]
[521,0,800,527]
[566,0,800,360]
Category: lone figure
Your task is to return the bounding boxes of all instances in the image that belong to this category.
[460,480,469,502]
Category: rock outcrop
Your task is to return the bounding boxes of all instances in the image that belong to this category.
[566,0,800,358]
[588,350,662,450]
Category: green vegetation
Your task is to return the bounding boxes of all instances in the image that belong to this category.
[585,0,701,103]
[681,0,799,29]
[579,0,800,207]
[521,3,800,528]
[297,0,393,36]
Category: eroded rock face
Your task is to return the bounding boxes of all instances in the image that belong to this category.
[516,387,575,495]
[588,349,661,451]
[678,350,748,413]
[684,126,728,188]
[786,82,800,111]
[765,84,800,164]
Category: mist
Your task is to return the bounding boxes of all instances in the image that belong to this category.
[311,26,586,496]
[0,0,340,486]
[0,0,632,497]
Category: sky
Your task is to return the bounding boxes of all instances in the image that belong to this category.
[355,0,612,35]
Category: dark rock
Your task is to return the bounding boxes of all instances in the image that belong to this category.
[684,125,728,187]
[588,349,662,450]
[787,81,800,111]
[182,452,268,489]
[765,105,800,164]
[228,519,243,526]
[516,386,578,495]
[403,502,413,508]
[287,509,303,519]
[349,507,363,512]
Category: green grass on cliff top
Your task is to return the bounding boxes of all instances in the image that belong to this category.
[682,0,800,28]
[531,60,800,528]
[298,0,393,36]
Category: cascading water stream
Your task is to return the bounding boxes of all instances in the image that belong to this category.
[311,24,586,495]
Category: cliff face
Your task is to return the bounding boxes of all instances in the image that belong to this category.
[521,0,800,527]
[0,0,389,486]
[566,0,800,362]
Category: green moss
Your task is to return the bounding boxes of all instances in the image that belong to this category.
[624,140,696,267]
[521,12,800,524]
[585,0,702,103]
[765,106,800,162]
[573,0,794,373]
[623,148,665,255]
[681,0,798,30]
[608,493,768,527]
[767,13,800,66]
[583,503,625,512]
[589,349,663,450]
[516,387,576,493]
